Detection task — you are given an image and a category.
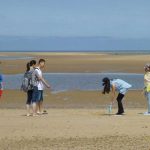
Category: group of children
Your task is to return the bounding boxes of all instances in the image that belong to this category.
[102,63,150,116]
[20,62,150,116]
[21,59,50,117]
[0,60,150,117]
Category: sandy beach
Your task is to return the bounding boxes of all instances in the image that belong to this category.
[1,0,150,149]
[0,52,150,149]
[0,90,149,149]
[0,52,150,74]
[0,109,150,150]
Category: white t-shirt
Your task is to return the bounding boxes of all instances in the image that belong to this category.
[34,67,44,90]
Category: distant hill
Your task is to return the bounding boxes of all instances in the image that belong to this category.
[0,36,150,51]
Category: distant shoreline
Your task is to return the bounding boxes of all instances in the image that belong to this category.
[0,50,150,55]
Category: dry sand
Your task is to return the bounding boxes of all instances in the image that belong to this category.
[0,109,150,150]
[0,52,150,74]
[0,90,149,149]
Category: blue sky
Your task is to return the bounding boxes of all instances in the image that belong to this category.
[0,0,150,38]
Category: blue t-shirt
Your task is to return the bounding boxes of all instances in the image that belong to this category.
[0,74,3,82]
[110,79,132,94]
[0,74,3,90]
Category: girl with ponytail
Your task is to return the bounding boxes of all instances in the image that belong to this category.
[102,77,132,115]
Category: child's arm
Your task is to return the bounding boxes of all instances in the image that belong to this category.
[110,84,116,105]
[35,71,50,88]
[142,87,146,95]
[144,78,150,82]
[40,77,50,88]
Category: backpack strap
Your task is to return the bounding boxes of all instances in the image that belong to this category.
[33,68,40,81]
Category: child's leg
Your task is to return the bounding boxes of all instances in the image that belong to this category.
[36,95,41,113]
[32,102,37,115]
[37,91,43,114]
[26,91,33,115]
[116,93,125,114]
[39,101,43,113]
[26,104,30,116]
[36,102,40,113]
[147,92,150,113]
[39,91,43,113]
[32,87,39,116]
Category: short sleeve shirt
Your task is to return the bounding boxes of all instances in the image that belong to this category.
[34,67,44,90]
[110,79,132,95]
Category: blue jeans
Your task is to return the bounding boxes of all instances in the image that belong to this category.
[32,86,43,103]
[145,92,150,113]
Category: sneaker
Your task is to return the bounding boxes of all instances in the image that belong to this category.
[144,112,150,116]
[43,110,48,114]
[37,111,42,115]
[26,113,32,117]
[115,113,124,116]
[37,110,48,115]
[33,113,39,117]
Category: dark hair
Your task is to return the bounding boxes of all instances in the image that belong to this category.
[30,60,36,66]
[39,59,46,64]
[26,62,30,72]
[144,64,150,72]
[102,77,111,94]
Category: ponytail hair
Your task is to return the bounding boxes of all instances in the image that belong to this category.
[26,62,30,72]
[30,60,36,66]
[102,77,111,94]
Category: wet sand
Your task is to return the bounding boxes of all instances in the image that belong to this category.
[0,90,147,109]
[0,52,150,74]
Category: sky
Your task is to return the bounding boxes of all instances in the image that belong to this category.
[0,0,150,50]
[0,0,150,38]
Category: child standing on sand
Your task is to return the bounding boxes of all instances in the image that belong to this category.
[102,77,132,116]
[0,74,3,99]
[144,64,150,115]
[21,60,36,116]
[32,59,50,116]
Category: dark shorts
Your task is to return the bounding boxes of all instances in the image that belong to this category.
[32,86,43,103]
[26,90,33,105]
